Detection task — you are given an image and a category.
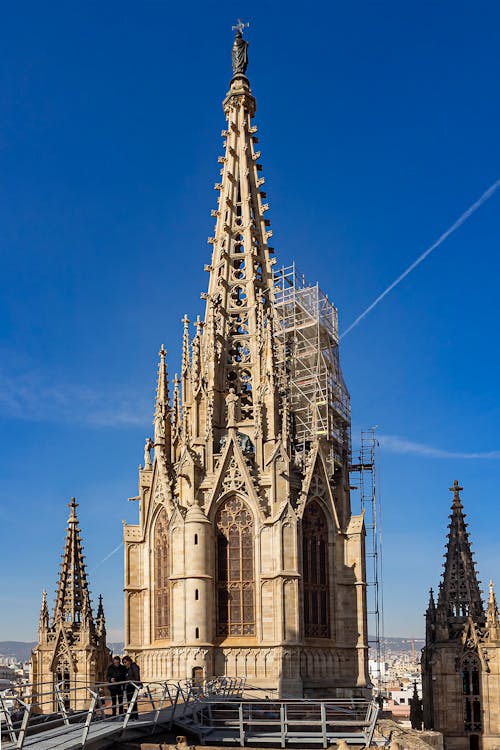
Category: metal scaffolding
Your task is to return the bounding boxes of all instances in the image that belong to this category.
[350,428,385,691]
[273,263,351,467]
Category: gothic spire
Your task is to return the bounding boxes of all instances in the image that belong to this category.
[53,498,94,628]
[198,23,281,444]
[436,481,484,627]
[172,373,181,436]
[154,344,171,460]
[486,580,500,639]
[96,594,106,639]
[38,590,49,634]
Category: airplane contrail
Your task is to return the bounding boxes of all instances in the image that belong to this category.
[340,178,500,339]
[89,542,123,574]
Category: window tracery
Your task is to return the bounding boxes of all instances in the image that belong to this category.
[216,496,255,637]
[462,651,481,731]
[302,499,330,638]
[154,509,170,640]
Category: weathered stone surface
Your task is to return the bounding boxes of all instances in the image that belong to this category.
[31,499,111,712]
[122,30,368,698]
[422,483,500,749]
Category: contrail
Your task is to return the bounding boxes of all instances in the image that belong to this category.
[340,178,500,339]
[89,542,123,574]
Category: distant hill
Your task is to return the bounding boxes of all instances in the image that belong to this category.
[369,636,425,657]
[0,641,124,663]
[1,638,420,664]
[0,642,36,662]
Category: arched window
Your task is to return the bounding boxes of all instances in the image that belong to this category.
[302,500,330,638]
[462,651,481,731]
[154,509,170,640]
[216,496,255,637]
[55,656,71,709]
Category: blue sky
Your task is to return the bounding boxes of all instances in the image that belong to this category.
[0,1,499,642]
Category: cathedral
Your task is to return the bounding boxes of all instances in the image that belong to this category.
[422,481,500,750]
[123,27,369,697]
[31,499,111,711]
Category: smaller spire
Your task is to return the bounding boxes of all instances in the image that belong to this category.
[54,498,93,627]
[191,316,203,388]
[96,594,106,638]
[437,481,484,629]
[38,590,49,633]
[153,344,171,463]
[486,580,500,639]
[181,315,191,375]
[173,374,181,434]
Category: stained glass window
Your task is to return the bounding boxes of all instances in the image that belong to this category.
[302,500,330,638]
[216,496,255,636]
[154,509,170,640]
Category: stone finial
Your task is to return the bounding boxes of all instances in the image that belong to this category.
[68,496,79,521]
[39,590,49,632]
[449,479,463,506]
[486,579,500,637]
[96,594,106,638]
[154,344,170,449]
[181,314,191,374]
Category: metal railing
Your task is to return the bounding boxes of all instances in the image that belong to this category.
[176,696,379,748]
[0,675,246,750]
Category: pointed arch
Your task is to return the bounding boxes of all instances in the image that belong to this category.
[154,508,170,640]
[54,653,72,709]
[302,499,330,638]
[462,651,482,731]
[215,495,255,637]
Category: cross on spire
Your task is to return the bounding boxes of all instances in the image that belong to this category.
[449,479,464,508]
[232,19,249,35]
[449,479,463,495]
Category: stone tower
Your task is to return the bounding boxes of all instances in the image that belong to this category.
[123,27,369,697]
[422,481,500,750]
[31,499,111,712]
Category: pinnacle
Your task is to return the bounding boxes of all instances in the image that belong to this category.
[437,480,484,625]
[54,498,94,628]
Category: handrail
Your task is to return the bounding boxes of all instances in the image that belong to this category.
[0,675,247,750]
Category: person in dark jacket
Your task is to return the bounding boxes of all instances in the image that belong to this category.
[106,656,127,716]
[122,655,141,720]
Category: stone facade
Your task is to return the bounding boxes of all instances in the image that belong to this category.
[123,30,369,697]
[422,482,500,750]
[31,499,110,712]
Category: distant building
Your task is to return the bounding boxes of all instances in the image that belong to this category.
[31,499,111,712]
[0,665,16,681]
[123,27,369,697]
[422,481,500,750]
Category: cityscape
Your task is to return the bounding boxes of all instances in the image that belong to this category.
[1,3,499,750]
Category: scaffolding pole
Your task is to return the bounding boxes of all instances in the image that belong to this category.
[273,263,351,469]
[350,428,385,692]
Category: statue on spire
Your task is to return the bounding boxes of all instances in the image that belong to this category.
[231,20,249,76]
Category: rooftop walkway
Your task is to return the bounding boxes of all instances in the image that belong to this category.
[175,696,379,748]
[1,678,378,749]
[0,677,237,750]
